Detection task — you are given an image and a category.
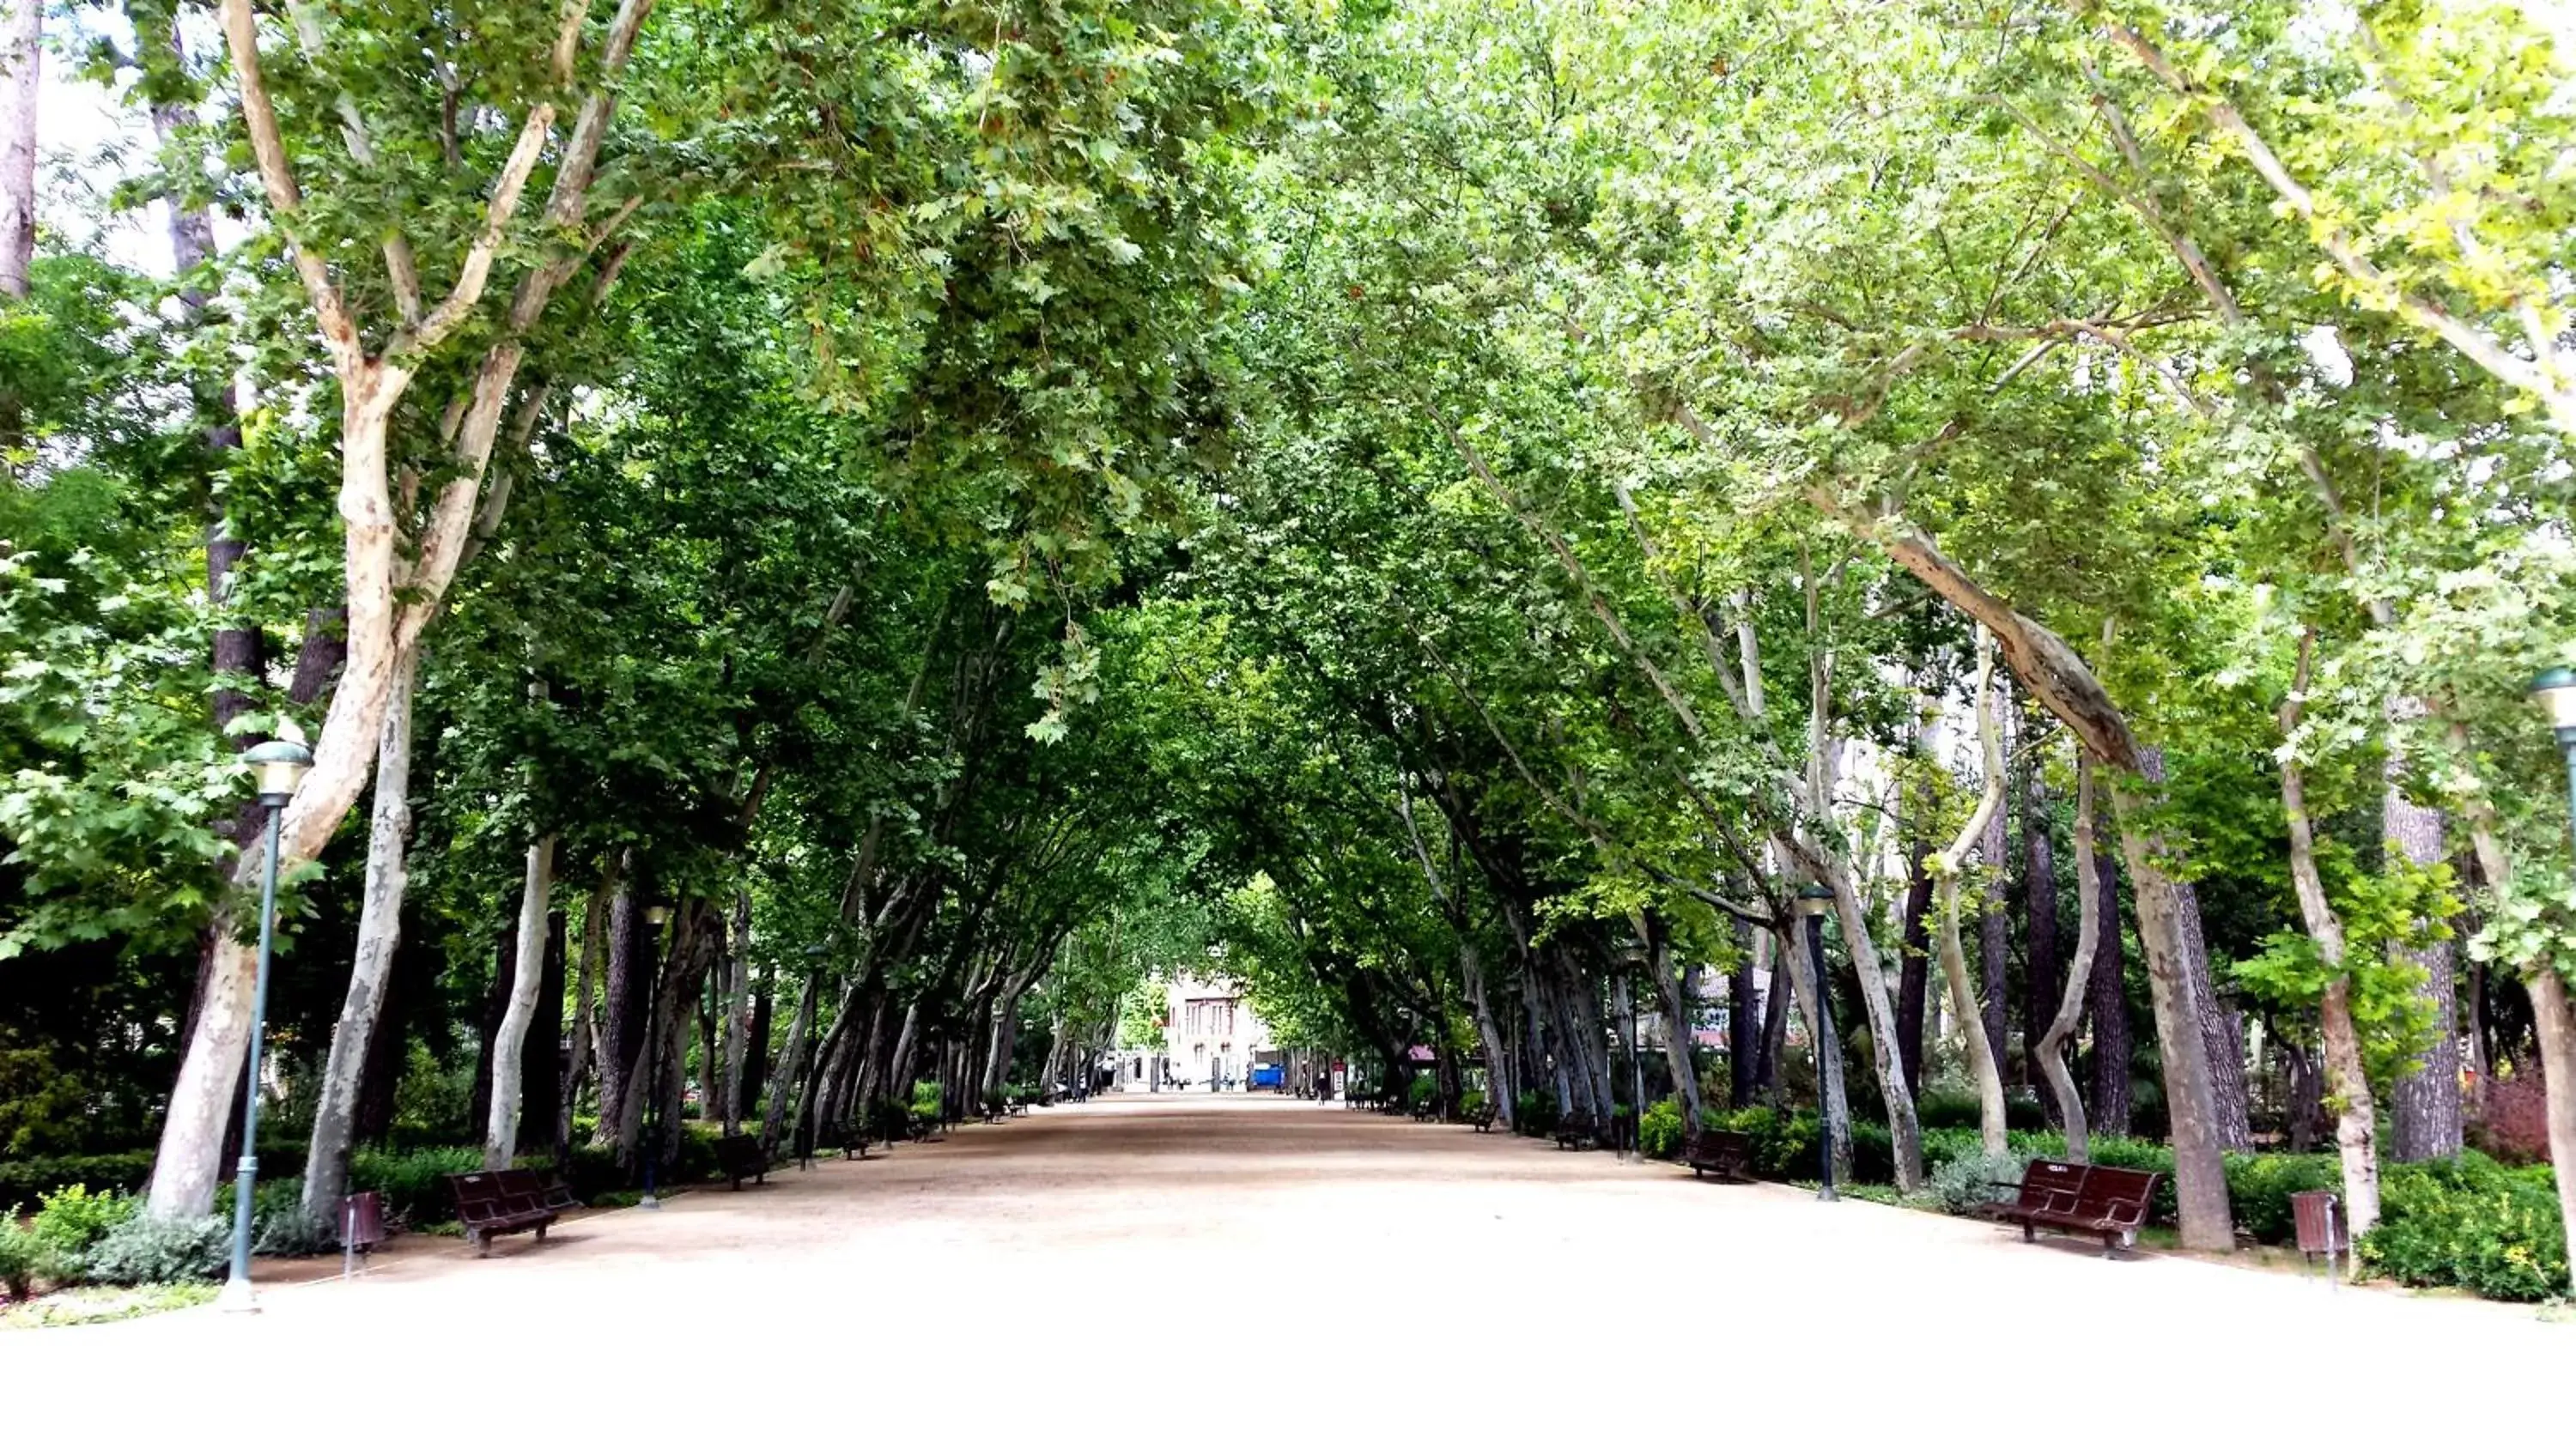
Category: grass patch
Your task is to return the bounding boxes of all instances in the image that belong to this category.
[0,1281,218,1330]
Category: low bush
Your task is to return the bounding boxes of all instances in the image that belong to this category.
[1639,1098,1686,1160]
[2469,1070,2552,1166]
[30,1184,137,1276]
[2222,1153,2344,1245]
[0,1221,60,1300]
[2362,1152,2567,1302]
[1514,1090,1559,1136]
[1928,1149,2027,1214]
[1459,1089,1487,1118]
[83,1213,228,1286]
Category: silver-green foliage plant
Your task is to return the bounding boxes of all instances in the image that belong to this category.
[1928,1149,2029,1216]
[82,1213,228,1287]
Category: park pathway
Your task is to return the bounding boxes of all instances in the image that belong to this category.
[4,1096,2563,1441]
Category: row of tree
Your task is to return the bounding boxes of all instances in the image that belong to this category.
[2,0,2572,1292]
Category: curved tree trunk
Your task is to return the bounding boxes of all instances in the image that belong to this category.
[2281,634,2379,1246]
[483,834,557,1167]
[1931,629,2010,1158]
[759,973,817,1157]
[2036,755,2101,1161]
[299,652,418,1226]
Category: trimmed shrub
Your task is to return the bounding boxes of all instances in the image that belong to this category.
[84,1214,228,1286]
[2222,1153,2343,1245]
[2362,1152,2567,1302]
[1639,1098,1686,1160]
[0,1150,155,1211]
[1406,1074,1437,1110]
[349,1145,483,1226]
[1916,1090,1981,1131]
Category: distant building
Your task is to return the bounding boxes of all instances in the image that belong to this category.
[1113,970,1275,1091]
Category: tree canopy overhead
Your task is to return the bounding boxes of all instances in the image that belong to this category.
[2,0,2572,1296]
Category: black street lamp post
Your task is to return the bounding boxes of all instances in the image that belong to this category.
[218,726,314,1313]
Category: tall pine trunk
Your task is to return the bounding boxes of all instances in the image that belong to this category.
[2087,840,2133,1137]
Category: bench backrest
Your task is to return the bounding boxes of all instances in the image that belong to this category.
[2072,1167,2160,1227]
[2014,1159,2087,1215]
[1689,1131,1749,1157]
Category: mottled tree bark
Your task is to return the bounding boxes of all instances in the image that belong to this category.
[483,835,556,1166]
[0,0,34,300]
[2087,842,2133,1137]
[1896,842,1934,1093]
[2035,757,2100,1161]
[2385,779,2464,1161]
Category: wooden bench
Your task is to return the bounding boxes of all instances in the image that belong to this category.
[1553,1117,1599,1150]
[1463,1102,1498,1132]
[712,1134,768,1189]
[1411,1099,1438,1122]
[1682,1130,1751,1180]
[1976,1159,2160,1256]
[447,1169,561,1256]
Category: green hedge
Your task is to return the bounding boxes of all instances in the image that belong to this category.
[2362,1152,2567,1302]
[1707,1109,2359,1248]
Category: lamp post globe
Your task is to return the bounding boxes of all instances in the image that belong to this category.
[218,728,313,1314]
[2533,667,2576,848]
[1795,884,1838,1203]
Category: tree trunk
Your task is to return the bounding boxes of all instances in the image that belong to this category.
[1646,915,1702,1123]
[759,973,817,1157]
[297,652,417,1226]
[483,835,557,1167]
[1758,924,1791,1102]
[1460,942,1516,1127]
[560,882,608,1155]
[1896,840,1934,1093]
[2281,635,2380,1244]
[1979,828,2013,1087]
[741,978,774,1120]
[1730,920,1762,1108]
[721,891,750,1135]
[0,0,35,300]
[2022,757,2062,1112]
[2087,841,2133,1137]
[2385,781,2464,1161]
[1822,864,1926,1190]
[593,874,641,1146]
[523,909,567,1160]
[2035,755,2100,1161]
[1931,630,2010,1158]
[1861,506,2231,1246]
[2441,730,2576,1295]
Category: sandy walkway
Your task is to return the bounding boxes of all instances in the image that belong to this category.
[3,1095,2562,1443]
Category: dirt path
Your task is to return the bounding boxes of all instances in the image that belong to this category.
[4,1095,2561,1441]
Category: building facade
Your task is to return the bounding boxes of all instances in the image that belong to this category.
[1113,970,1275,1091]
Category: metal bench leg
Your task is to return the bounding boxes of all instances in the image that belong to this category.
[2022,1223,2035,1242]
[535,1222,549,1243]
[471,1229,489,1258]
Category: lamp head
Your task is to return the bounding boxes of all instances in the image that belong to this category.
[243,722,314,807]
[644,904,671,927]
[2531,665,2576,737]
[1794,884,1834,919]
